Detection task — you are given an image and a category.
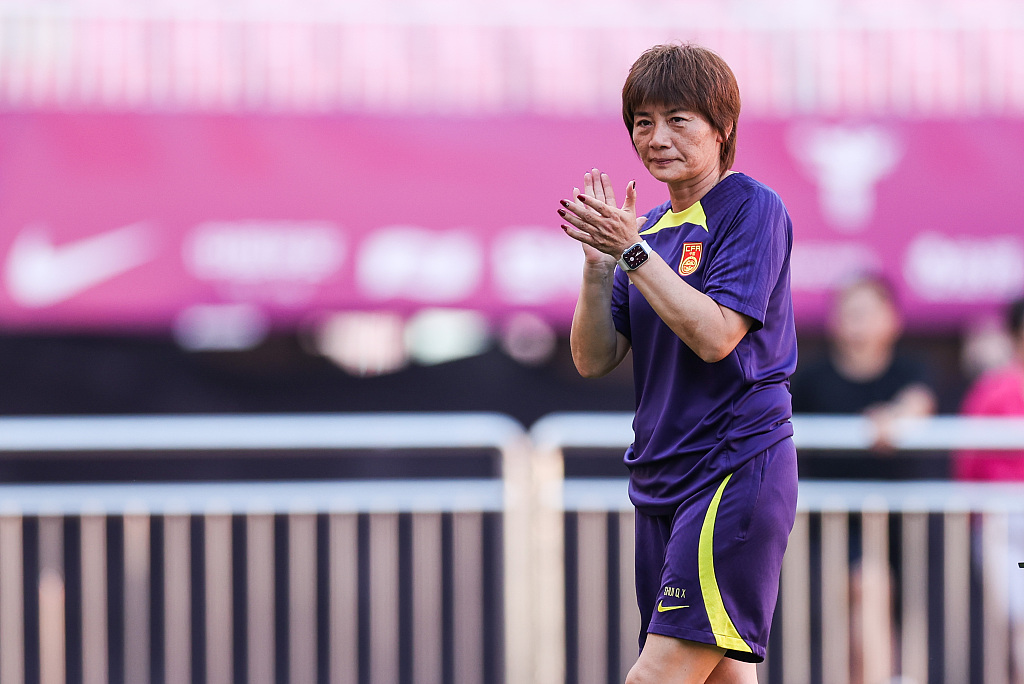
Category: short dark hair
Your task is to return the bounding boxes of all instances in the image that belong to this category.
[621,44,741,171]
[835,273,901,311]
[1007,295,1024,338]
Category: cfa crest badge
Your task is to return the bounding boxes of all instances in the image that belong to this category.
[679,242,703,276]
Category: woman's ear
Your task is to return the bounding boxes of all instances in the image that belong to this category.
[719,123,734,144]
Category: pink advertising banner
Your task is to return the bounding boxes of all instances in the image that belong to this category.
[1,113,1022,333]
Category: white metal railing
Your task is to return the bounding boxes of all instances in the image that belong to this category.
[1,412,1023,684]
[0,413,533,684]
[0,412,524,451]
[533,412,1024,451]
[534,412,1024,684]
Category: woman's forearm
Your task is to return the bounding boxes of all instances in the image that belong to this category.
[570,263,630,377]
[627,252,752,363]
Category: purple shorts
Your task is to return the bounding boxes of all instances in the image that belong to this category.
[634,438,798,662]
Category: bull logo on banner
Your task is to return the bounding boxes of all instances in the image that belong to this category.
[789,124,902,233]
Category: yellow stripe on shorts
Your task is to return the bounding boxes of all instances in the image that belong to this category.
[697,473,754,654]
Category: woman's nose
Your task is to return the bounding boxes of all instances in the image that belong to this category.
[650,121,671,147]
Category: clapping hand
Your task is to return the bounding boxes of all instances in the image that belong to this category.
[558,168,648,266]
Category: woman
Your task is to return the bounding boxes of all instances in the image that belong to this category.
[955,295,1024,678]
[558,44,798,684]
[956,295,1024,481]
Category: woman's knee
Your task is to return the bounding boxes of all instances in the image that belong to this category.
[625,634,726,684]
[704,658,758,684]
[625,658,659,684]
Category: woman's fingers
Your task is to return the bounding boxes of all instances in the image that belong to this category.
[572,186,586,213]
[582,171,597,201]
[560,219,600,251]
[580,169,621,218]
[563,189,602,222]
[559,173,637,256]
[588,169,607,204]
[574,192,610,219]
[557,202,590,231]
[599,171,616,207]
[622,179,638,219]
[561,221,591,240]
[560,186,590,222]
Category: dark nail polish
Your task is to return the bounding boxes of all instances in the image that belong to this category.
[557,209,566,217]
[560,200,570,207]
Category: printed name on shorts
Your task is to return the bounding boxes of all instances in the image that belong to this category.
[657,585,690,611]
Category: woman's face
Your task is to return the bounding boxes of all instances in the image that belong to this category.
[631,103,724,185]
[831,284,900,354]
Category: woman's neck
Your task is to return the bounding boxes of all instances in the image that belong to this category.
[832,344,895,382]
[667,168,732,212]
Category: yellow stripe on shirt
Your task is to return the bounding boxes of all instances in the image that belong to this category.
[640,201,709,235]
[697,473,754,654]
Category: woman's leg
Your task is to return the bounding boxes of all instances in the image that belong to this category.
[704,656,758,684]
[625,634,725,684]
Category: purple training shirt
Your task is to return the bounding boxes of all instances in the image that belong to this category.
[611,172,798,515]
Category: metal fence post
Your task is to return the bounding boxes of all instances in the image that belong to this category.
[532,444,566,684]
[0,513,25,684]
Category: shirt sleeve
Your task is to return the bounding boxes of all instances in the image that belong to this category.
[961,370,1019,416]
[702,187,791,330]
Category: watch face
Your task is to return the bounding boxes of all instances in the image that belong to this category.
[622,243,649,269]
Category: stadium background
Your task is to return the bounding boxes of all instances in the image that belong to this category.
[2,0,1023,425]
[1,1,1023,684]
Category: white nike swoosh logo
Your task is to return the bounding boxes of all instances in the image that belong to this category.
[4,223,156,308]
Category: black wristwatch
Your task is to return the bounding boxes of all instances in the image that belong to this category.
[618,240,652,271]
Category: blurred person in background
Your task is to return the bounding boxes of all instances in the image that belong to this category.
[955,294,1024,678]
[790,274,939,684]
[791,274,938,470]
[560,43,797,684]
[956,295,1024,481]
[959,313,1015,386]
